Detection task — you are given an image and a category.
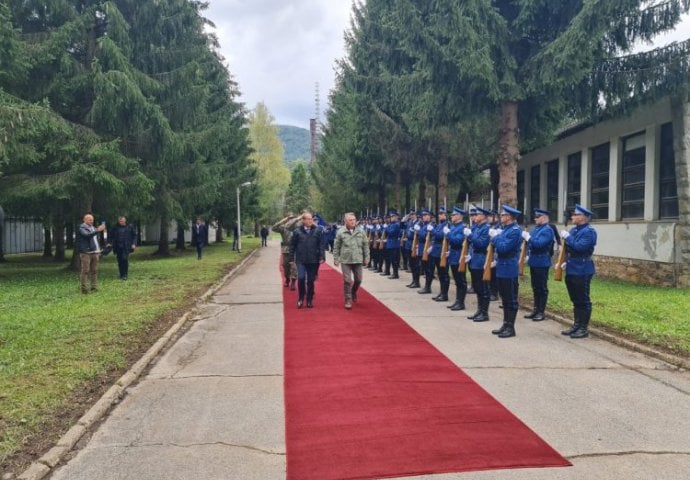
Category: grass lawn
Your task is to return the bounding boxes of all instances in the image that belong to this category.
[517,270,690,356]
[0,238,258,470]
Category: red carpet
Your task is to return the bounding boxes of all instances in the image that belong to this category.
[283,263,570,480]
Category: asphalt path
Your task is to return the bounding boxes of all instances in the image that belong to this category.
[46,244,690,480]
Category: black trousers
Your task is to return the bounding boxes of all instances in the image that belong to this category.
[297,262,320,302]
[433,257,449,289]
[115,250,130,278]
[451,265,467,298]
[565,274,593,312]
[497,277,519,310]
[469,268,490,302]
[409,254,420,281]
[530,266,549,299]
[386,248,400,272]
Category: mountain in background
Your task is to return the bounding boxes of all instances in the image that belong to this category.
[278,125,310,166]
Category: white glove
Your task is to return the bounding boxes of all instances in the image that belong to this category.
[491,260,497,268]
[521,231,531,241]
[443,226,450,235]
[463,228,472,236]
[445,251,450,257]
[414,224,421,231]
[561,262,567,270]
[383,223,388,228]
[426,224,434,232]
[560,230,570,239]
[427,246,433,254]
[464,255,471,262]
[525,256,529,262]
[489,228,500,238]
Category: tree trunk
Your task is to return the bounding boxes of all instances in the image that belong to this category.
[175,224,186,250]
[43,226,53,257]
[418,180,426,210]
[394,170,402,211]
[53,218,66,261]
[497,101,520,207]
[65,222,74,249]
[378,184,386,215]
[404,177,411,213]
[155,216,171,256]
[438,158,449,209]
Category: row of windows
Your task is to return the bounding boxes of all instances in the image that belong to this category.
[518,122,679,220]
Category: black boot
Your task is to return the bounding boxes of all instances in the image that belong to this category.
[418,279,432,294]
[492,308,509,335]
[570,309,590,338]
[473,298,490,322]
[561,308,580,336]
[532,295,546,321]
[389,268,399,279]
[498,309,517,338]
[523,299,538,319]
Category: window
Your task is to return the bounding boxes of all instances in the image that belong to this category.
[659,123,678,218]
[621,132,645,219]
[566,152,581,212]
[546,159,559,216]
[590,143,610,220]
[530,165,540,214]
[517,170,525,215]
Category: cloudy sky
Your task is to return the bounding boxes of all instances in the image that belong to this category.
[204,0,352,129]
[203,1,690,129]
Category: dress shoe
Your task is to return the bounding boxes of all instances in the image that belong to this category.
[417,287,432,294]
[432,295,448,302]
[345,300,352,309]
[531,312,545,321]
[297,300,304,309]
[449,303,465,311]
[306,301,314,308]
[388,274,399,279]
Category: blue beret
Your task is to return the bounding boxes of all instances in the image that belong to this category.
[451,206,466,215]
[500,204,521,217]
[574,204,593,216]
[534,208,551,216]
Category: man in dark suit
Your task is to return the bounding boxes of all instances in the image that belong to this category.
[289,211,326,308]
[108,216,137,280]
[192,218,207,260]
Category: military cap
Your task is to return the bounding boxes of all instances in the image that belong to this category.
[388,209,399,217]
[437,206,447,214]
[500,204,521,217]
[451,206,466,216]
[574,204,593,216]
[474,206,491,216]
[420,208,431,216]
[534,208,551,217]
[408,208,416,214]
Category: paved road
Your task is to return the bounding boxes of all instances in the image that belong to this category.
[49,244,690,480]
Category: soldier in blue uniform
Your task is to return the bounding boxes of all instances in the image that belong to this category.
[560,204,598,339]
[488,209,500,301]
[490,205,523,338]
[406,210,424,289]
[371,216,383,272]
[523,208,555,321]
[465,207,491,321]
[446,206,467,311]
[383,210,402,278]
[417,209,435,294]
[401,209,416,272]
[429,206,450,301]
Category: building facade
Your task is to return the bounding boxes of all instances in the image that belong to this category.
[517,96,690,287]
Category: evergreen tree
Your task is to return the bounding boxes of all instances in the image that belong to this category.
[285,162,312,214]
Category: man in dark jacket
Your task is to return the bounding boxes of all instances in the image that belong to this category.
[77,213,106,293]
[192,218,208,259]
[289,211,325,308]
[108,216,137,280]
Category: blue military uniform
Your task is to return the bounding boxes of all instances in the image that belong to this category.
[490,205,522,338]
[428,207,450,301]
[447,206,467,310]
[402,210,418,285]
[417,209,435,294]
[562,204,598,339]
[466,207,492,321]
[524,208,555,321]
[382,210,402,278]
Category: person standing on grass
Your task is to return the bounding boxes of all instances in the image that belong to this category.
[77,213,106,294]
[334,212,370,309]
[108,216,137,280]
[560,204,598,339]
[192,217,207,260]
[289,211,325,309]
[522,208,555,321]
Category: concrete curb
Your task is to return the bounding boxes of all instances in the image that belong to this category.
[16,249,259,480]
[522,302,690,371]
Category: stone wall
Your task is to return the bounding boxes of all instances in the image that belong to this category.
[594,255,679,287]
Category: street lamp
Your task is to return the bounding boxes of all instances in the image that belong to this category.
[236,181,252,252]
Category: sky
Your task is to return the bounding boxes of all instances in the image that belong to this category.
[204,0,352,129]
[203,1,690,129]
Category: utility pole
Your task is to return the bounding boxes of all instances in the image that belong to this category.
[310,82,320,165]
